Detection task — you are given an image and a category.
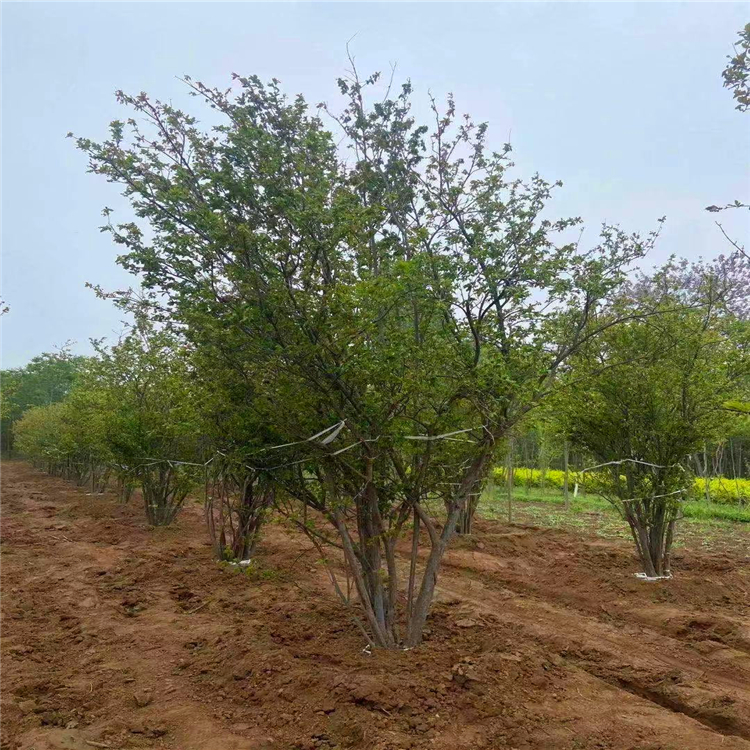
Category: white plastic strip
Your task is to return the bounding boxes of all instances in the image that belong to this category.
[581,458,686,473]
[635,571,672,581]
[403,425,484,441]
[320,421,346,445]
[266,421,345,451]
[621,489,686,504]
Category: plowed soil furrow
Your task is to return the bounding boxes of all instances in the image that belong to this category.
[430,539,750,739]
[436,555,750,691]
[441,545,750,651]
[434,577,750,740]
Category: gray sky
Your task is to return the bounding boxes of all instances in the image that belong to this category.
[2,2,749,368]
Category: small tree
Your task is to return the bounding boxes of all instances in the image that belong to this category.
[84,323,202,525]
[560,261,747,576]
[13,395,107,487]
[13,402,70,472]
[1,347,87,456]
[205,456,274,561]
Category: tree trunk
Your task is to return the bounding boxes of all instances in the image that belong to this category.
[456,504,474,534]
[405,449,492,647]
[405,512,457,647]
[703,442,711,502]
[625,498,675,578]
[563,439,570,511]
[506,437,514,524]
[406,508,420,626]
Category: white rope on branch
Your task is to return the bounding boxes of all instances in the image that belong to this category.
[320,421,346,445]
[621,489,687,504]
[72,419,493,477]
[403,425,485,442]
[580,458,686,474]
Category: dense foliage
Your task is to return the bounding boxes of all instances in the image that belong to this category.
[1,348,87,455]
[555,259,749,575]
[5,65,749,649]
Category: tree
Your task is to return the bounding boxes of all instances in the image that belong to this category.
[705,23,750,255]
[74,70,655,647]
[204,454,275,562]
[559,261,748,577]
[82,323,203,524]
[12,390,106,487]
[13,402,70,472]
[1,347,87,455]
[723,23,750,112]
[187,344,278,562]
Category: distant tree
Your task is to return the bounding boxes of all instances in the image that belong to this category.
[13,403,69,472]
[81,322,202,524]
[1,346,87,455]
[11,324,202,524]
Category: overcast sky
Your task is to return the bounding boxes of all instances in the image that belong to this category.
[2,2,748,368]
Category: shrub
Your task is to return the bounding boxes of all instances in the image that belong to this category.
[691,476,750,505]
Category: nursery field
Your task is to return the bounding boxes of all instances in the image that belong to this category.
[2,460,750,750]
[3,12,750,750]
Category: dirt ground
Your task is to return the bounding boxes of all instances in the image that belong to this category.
[2,460,749,750]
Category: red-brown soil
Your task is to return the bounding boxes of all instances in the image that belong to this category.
[2,460,749,750]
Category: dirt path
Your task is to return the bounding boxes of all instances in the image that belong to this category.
[2,460,749,750]
[1,462,275,750]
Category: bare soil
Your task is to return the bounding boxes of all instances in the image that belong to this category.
[2,460,749,750]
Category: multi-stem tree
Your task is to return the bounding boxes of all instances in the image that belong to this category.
[82,322,202,524]
[204,455,274,562]
[559,259,748,577]
[75,70,655,647]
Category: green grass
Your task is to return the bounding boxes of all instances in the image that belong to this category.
[485,486,750,522]
[478,485,750,549]
[481,491,630,539]
[681,499,750,523]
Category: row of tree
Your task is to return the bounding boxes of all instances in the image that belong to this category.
[10,252,748,629]
[6,35,750,646]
